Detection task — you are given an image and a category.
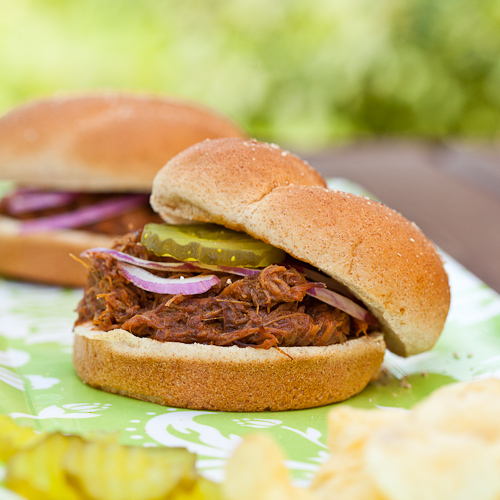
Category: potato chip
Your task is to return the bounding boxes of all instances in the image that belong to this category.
[310,379,500,500]
[64,439,197,500]
[308,406,405,499]
[413,378,500,441]
[365,422,500,500]
[5,433,83,500]
[311,453,386,500]
[0,414,45,462]
[326,406,406,454]
[223,434,314,500]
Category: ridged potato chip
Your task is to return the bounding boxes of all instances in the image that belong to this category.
[223,434,313,500]
[0,414,45,462]
[63,439,197,500]
[312,454,385,500]
[311,379,500,500]
[365,422,500,500]
[413,378,500,441]
[311,407,401,500]
[326,406,406,453]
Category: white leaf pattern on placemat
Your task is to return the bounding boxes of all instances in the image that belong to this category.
[145,411,242,458]
[10,403,109,419]
[0,348,30,391]
[24,374,60,390]
[0,366,24,391]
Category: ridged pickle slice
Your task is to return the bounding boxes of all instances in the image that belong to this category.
[63,440,198,500]
[142,223,286,267]
[172,476,224,499]
[5,433,84,500]
[0,414,46,462]
[4,427,222,500]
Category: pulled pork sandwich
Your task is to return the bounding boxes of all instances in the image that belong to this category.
[0,93,246,287]
[73,138,450,412]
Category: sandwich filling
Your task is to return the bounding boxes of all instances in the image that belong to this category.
[0,188,163,234]
[76,231,375,349]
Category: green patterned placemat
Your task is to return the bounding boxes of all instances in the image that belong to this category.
[1,178,499,493]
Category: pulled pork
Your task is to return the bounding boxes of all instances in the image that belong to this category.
[76,232,369,349]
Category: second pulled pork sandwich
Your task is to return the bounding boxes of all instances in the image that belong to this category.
[73,138,450,412]
[0,92,246,287]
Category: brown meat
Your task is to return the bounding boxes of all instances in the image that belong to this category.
[76,232,369,349]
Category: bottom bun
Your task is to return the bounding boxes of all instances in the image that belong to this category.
[73,322,386,412]
[0,217,114,288]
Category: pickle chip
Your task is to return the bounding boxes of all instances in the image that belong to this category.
[64,440,198,500]
[5,430,218,500]
[0,415,46,462]
[5,433,83,500]
[172,476,224,499]
[142,223,286,268]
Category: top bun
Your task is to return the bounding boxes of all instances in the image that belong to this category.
[151,138,450,357]
[0,92,246,192]
[151,137,327,227]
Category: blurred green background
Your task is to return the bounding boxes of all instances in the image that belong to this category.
[1,0,500,150]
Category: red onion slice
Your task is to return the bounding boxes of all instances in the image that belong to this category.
[307,287,377,325]
[120,263,219,295]
[83,247,376,323]
[81,247,204,273]
[5,189,79,215]
[82,247,260,276]
[285,262,355,298]
[19,195,148,233]
[201,263,260,277]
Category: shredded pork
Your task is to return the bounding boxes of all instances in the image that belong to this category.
[76,232,369,348]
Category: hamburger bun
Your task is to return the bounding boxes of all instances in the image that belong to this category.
[73,138,450,411]
[151,139,450,357]
[73,323,385,412]
[0,217,112,288]
[0,92,246,192]
[0,93,246,287]
[150,137,327,225]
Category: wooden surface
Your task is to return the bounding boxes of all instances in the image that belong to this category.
[303,140,500,294]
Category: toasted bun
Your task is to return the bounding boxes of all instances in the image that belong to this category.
[0,216,114,287]
[0,92,246,192]
[151,138,327,226]
[73,322,385,412]
[151,139,450,357]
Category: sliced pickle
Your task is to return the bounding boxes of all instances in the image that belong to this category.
[5,429,219,500]
[0,414,46,462]
[5,433,83,500]
[63,440,198,500]
[171,476,224,499]
[142,223,286,268]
